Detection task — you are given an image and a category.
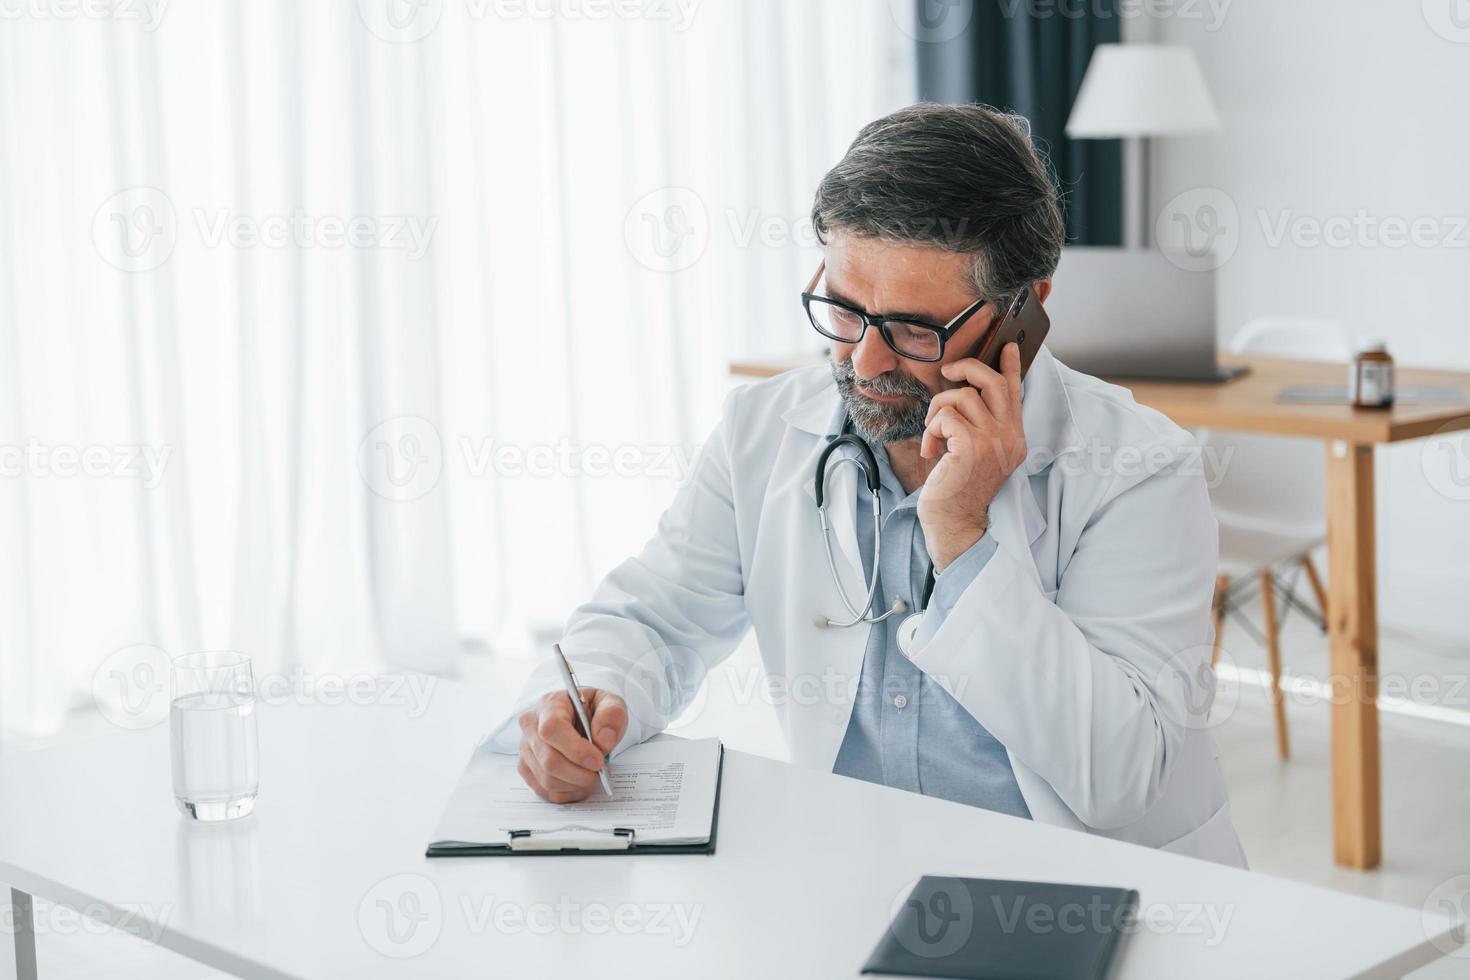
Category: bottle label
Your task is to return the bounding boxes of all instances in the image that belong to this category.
[1357,362,1394,406]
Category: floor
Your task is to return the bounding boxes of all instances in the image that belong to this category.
[11,588,1470,978]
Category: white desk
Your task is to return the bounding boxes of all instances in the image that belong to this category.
[0,677,1460,979]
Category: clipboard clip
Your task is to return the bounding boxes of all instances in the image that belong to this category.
[507,826,636,852]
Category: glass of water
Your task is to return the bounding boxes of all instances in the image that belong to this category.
[170,652,259,821]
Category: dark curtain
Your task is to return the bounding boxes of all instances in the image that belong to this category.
[916,1,1123,246]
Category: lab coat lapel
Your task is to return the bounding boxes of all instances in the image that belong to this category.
[996,346,1087,828]
[991,345,1074,579]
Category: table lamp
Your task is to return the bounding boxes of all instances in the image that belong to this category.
[1065,43,1220,248]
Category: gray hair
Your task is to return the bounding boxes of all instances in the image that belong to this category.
[811,102,1065,309]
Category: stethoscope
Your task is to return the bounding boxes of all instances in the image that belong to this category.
[813,420,936,656]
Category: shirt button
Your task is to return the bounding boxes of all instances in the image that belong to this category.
[893,694,908,709]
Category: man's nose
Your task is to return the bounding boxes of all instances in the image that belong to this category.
[850,326,898,381]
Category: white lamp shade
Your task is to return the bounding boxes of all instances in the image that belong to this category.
[1066,44,1220,138]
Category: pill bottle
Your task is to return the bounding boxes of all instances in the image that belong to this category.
[1351,341,1394,408]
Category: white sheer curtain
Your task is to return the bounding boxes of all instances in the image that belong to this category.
[0,1,913,737]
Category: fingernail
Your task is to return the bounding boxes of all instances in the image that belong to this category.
[597,727,616,747]
[586,755,603,770]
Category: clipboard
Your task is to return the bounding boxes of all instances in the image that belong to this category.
[425,744,724,858]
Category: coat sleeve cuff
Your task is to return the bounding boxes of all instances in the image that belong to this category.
[913,532,998,648]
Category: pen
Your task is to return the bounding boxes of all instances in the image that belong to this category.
[551,643,614,798]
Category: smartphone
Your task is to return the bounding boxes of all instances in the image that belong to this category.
[974,284,1050,380]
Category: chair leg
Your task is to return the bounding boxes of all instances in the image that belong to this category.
[1301,553,1329,622]
[1259,568,1291,759]
[1211,573,1229,668]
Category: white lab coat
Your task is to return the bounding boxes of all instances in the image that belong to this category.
[493,346,1247,868]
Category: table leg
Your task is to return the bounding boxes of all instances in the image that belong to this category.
[1325,442,1381,869]
[9,888,37,980]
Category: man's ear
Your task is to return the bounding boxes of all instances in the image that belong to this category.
[1033,278,1053,305]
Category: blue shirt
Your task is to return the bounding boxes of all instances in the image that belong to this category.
[830,413,1031,819]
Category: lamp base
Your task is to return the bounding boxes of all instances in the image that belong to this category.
[1124,135,1150,249]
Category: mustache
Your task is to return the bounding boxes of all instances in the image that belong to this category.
[831,357,932,400]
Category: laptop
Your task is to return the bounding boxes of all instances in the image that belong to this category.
[1042,247,1248,383]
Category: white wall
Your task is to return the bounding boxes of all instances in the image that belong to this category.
[1143,0,1470,646]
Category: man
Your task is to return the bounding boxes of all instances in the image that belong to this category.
[493,103,1245,866]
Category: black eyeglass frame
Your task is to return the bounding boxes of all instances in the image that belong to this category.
[800,260,990,363]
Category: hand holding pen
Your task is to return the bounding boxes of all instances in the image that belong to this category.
[514,644,629,803]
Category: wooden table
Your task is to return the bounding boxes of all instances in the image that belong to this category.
[730,351,1470,870]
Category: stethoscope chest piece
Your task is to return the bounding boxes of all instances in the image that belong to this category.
[895,611,925,658]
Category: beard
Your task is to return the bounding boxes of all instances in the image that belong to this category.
[830,356,933,445]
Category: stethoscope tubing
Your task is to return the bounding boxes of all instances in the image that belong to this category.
[814,428,915,629]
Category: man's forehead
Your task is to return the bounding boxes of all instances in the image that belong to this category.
[824,238,971,295]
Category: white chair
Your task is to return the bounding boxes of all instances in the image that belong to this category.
[1199,317,1354,759]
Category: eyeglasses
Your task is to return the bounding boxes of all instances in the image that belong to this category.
[800,260,989,363]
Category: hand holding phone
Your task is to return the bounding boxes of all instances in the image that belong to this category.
[916,286,1045,570]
